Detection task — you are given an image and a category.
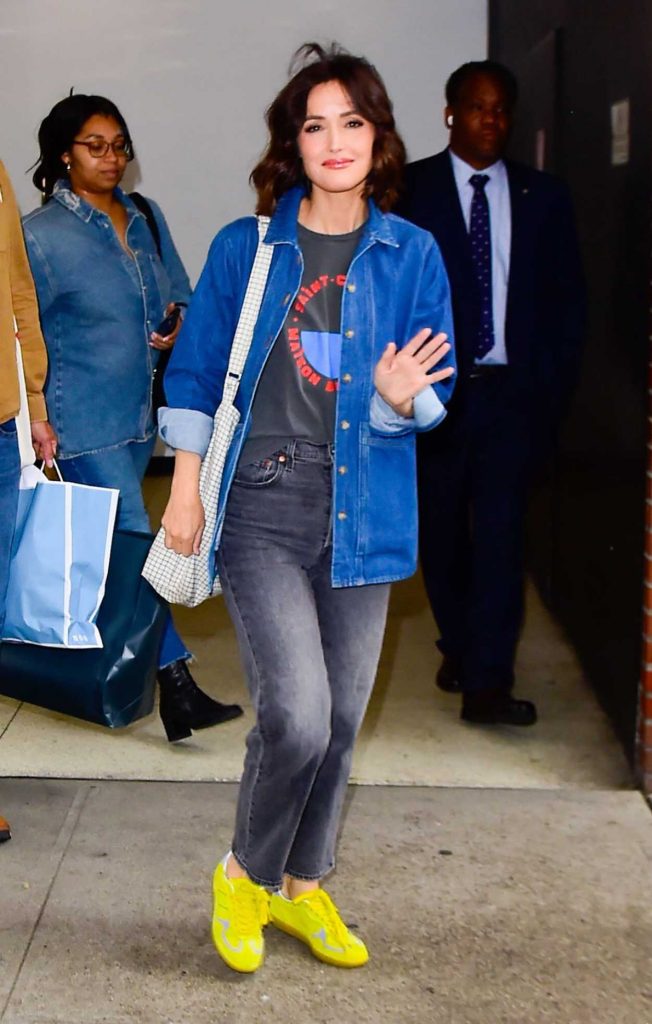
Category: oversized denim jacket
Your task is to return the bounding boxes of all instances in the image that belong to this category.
[160,187,456,587]
[22,181,191,457]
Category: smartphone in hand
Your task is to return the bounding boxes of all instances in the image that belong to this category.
[154,304,182,338]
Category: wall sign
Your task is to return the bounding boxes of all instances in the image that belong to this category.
[611,98,630,166]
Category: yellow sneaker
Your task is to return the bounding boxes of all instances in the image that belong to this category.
[269,888,368,968]
[211,861,270,973]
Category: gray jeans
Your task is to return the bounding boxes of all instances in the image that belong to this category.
[217,440,390,888]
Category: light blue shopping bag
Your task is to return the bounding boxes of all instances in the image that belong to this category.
[2,464,119,648]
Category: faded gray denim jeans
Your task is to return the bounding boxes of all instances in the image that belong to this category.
[216,440,390,888]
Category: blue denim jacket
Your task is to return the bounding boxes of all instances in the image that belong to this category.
[160,187,456,587]
[22,182,191,457]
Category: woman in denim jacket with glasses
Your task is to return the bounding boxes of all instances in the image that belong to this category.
[22,94,242,742]
[160,44,456,973]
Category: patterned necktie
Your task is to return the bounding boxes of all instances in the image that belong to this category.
[468,173,494,360]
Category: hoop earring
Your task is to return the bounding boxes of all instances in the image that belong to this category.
[446,115,454,128]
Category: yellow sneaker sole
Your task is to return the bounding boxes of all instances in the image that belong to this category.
[270,915,369,968]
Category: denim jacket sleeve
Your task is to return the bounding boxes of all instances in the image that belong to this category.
[158,221,253,456]
[369,388,446,433]
[22,222,57,316]
[147,198,192,306]
[369,236,456,436]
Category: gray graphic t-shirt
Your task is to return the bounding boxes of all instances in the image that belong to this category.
[240,221,364,464]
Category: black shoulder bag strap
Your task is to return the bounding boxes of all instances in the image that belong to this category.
[130,191,170,412]
[130,190,161,256]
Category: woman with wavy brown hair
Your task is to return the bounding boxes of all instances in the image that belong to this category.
[159,43,456,973]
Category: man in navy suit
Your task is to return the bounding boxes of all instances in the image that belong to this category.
[397,61,585,725]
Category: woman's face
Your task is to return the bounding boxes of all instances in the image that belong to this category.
[297,80,375,201]
[61,114,129,196]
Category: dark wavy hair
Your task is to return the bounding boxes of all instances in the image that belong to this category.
[445,60,518,108]
[31,94,134,198]
[251,43,406,215]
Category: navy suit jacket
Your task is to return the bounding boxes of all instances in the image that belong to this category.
[396,149,585,428]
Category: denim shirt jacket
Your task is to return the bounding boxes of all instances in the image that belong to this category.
[22,181,191,458]
[160,186,456,588]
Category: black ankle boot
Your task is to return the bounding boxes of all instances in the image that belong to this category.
[157,660,243,743]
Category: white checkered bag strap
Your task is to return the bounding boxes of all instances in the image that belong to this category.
[221,216,272,406]
[142,216,272,607]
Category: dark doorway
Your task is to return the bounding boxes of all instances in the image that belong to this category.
[490,0,652,759]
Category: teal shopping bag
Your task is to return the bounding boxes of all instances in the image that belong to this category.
[0,530,165,727]
[2,464,118,647]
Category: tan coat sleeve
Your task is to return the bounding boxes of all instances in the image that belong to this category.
[1,161,49,422]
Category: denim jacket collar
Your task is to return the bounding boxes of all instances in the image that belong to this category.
[52,179,139,225]
[264,186,400,249]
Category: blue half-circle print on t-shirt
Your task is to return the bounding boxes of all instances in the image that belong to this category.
[301,331,342,379]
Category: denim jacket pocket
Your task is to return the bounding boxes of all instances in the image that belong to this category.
[234,451,287,488]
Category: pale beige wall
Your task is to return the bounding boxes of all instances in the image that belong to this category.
[2,0,486,280]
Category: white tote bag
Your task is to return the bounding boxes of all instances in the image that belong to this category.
[2,461,119,648]
[14,324,36,468]
[142,216,273,608]
[7,326,119,648]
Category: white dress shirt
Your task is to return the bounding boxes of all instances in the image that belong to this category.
[449,148,511,365]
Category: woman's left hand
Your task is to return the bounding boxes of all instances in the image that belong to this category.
[31,420,58,468]
[373,328,453,418]
[150,302,183,350]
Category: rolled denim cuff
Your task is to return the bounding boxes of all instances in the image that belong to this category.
[158,407,213,457]
[369,386,446,435]
[370,391,413,434]
[413,386,446,430]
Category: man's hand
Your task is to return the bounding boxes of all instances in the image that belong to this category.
[30,420,57,467]
[373,328,453,417]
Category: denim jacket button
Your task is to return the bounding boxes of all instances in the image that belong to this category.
[340,420,350,430]
[344,329,354,339]
[337,511,348,521]
[347,283,356,293]
[338,465,347,475]
[342,373,352,383]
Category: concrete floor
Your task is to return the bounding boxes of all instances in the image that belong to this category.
[0,474,646,1021]
[0,576,631,788]
[1,780,652,1024]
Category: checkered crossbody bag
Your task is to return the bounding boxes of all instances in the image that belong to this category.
[142,216,272,607]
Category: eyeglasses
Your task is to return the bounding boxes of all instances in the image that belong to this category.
[71,139,133,160]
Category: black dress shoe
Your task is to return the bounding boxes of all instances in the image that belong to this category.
[436,655,462,693]
[461,693,537,726]
[157,659,243,743]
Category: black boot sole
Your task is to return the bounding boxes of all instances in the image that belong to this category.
[161,716,193,743]
[160,703,244,743]
[191,704,244,731]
